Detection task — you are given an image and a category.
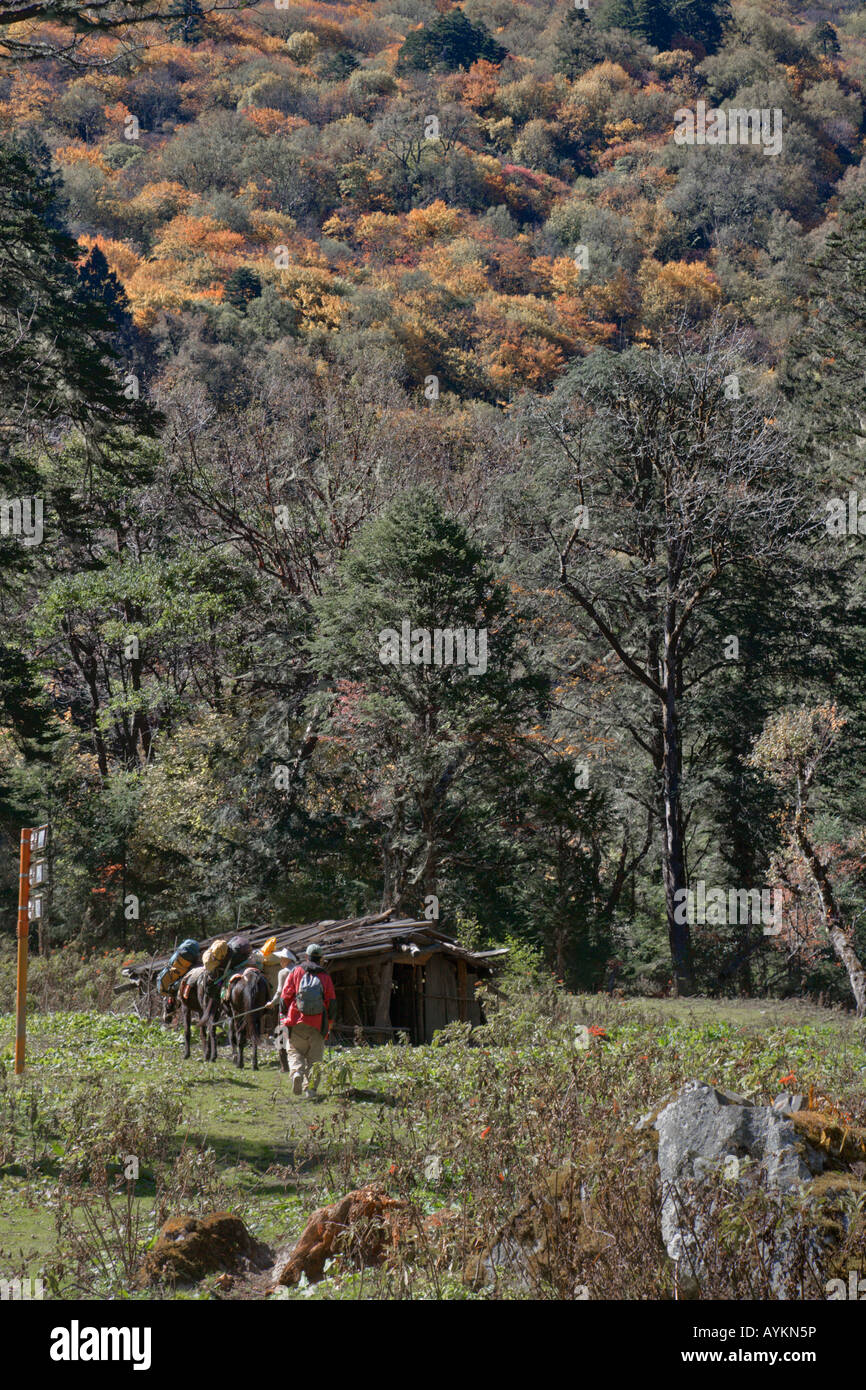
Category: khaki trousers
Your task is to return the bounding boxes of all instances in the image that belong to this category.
[286,1022,325,1093]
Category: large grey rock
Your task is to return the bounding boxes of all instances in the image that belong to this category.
[657,1081,811,1194]
[654,1081,816,1291]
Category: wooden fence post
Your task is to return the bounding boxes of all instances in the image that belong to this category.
[14,827,31,1075]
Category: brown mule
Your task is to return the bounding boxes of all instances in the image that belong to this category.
[225,968,271,1070]
[179,967,221,1062]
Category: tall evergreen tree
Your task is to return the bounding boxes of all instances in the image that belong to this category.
[783,207,866,478]
[553,8,604,78]
[813,21,840,60]
[311,488,544,912]
[396,10,506,73]
[0,140,154,452]
[167,0,206,44]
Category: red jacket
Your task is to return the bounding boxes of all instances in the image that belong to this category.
[280,963,335,1031]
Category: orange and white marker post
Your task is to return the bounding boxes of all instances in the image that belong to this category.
[14,827,31,1075]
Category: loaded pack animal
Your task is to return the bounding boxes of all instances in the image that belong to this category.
[177,966,221,1062]
[220,937,293,1071]
[224,966,272,1069]
[157,938,202,1029]
[152,933,290,1069]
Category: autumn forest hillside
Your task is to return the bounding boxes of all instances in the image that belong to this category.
[7,0,866,390]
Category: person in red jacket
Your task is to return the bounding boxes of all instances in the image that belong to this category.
[280,943,336,1095]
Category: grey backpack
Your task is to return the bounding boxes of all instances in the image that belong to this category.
[296,968,325,1015]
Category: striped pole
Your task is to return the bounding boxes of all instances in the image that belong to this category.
[14,828,31,1075]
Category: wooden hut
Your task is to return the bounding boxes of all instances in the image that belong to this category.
[120,910,507,1044]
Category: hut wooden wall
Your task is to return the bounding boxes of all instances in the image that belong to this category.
[424,953,459,1039]
[465,968,484,1027]
[422,955,483,1040]
[329,952,483,1043]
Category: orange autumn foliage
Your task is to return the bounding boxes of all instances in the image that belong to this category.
[638,258,722,330]
[406,200,461,243]
[55,143,113,173]
[77,234,142,282]
[242,107,306,137]
[0,72,53,124]
[460,59,502,112]
[151,214,246,265]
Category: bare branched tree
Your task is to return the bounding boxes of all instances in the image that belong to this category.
[521,317,816,993]
[0,0,247,67]
[750,703,866,1017]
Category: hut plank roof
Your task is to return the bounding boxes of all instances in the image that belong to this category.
[122,911,497,979]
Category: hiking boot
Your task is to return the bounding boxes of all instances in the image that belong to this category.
[292,1074,303,1096]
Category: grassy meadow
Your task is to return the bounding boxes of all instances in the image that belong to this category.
[2,980,865,1300]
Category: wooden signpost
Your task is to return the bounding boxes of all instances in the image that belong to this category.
[14,824,49,1076]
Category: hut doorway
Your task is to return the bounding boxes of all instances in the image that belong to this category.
[391,963,420,1042]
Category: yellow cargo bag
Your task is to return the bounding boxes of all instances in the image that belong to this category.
[202,938,230,974]
[159,956,194,994]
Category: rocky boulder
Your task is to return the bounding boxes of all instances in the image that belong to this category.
[657,1081,817,1203]
[653,1081,861,1297]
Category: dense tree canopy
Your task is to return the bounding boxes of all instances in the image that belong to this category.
[603,0,731,55]
[2,0,866,1009]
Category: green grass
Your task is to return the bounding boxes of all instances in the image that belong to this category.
[1,992,865,1299]
[0,1009,382,1285]
[572,994,866,1098]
